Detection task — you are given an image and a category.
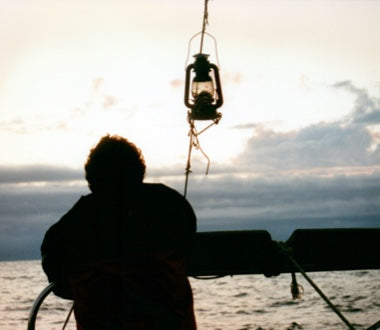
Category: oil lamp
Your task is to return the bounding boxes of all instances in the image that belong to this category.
[184,53,223,121]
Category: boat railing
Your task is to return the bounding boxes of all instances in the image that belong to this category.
[28,228,380,330]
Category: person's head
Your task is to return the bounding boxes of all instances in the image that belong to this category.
[85,134,146,194]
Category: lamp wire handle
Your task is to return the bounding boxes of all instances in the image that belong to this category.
[185,32,220,69]
[185,0,220,68]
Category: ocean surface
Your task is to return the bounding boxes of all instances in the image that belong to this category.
[0,260,379,330]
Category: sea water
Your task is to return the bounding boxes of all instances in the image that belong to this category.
[0,260,379,330]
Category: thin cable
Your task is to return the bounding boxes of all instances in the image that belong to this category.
[196,120,219,135]
[62,303,74,329]
[199,0,210,53]
[367,320,380,330]
[184,126,194,198]
[278,242,356,330]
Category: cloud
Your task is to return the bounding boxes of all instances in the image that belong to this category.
[169,79,183,89]
[230,81,380,173]
[0,119,26,133]
[222,71,243,85]
[231,123,258,130]
[234,123,378,172]
[0,118,70,134]
[0,180,88,260]
[333,80,380,125]
[0,165,83,184]
[1,168,379,260]
[0,76,121,136]
[186,172,380,217]
[1,81,380,260]
[82,77,119,112]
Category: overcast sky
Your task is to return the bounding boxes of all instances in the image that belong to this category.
[1,0,380,260]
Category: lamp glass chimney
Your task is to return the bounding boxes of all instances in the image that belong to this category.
[191,54,215,100]
[192,80,215,98]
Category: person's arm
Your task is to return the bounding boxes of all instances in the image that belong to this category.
[41,222,63,282]
[40,196,90,299]
[41,222,74,299]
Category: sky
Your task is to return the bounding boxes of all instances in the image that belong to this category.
[0,0,380,260]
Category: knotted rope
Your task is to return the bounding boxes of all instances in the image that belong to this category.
[278,242,356,330]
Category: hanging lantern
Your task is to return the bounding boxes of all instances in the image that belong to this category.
[184,53,223,121]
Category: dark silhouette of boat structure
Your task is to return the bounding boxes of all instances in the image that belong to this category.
[188,228,380,276]
[28,227,380,330]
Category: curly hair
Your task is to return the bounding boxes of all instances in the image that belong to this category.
[85,135,146,193]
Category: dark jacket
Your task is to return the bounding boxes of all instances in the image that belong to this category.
[41,183,197,329]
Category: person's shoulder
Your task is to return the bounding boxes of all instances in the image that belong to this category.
[141,183,195,215]
[58,193,94,222]
[142,183,182,197]
[42,194,93,242]
[76,193,95,206]
[68,193,94,211]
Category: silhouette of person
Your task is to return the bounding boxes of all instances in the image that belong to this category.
[41,134,197,329]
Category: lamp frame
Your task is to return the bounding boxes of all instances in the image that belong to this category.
[184,53,223,121]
